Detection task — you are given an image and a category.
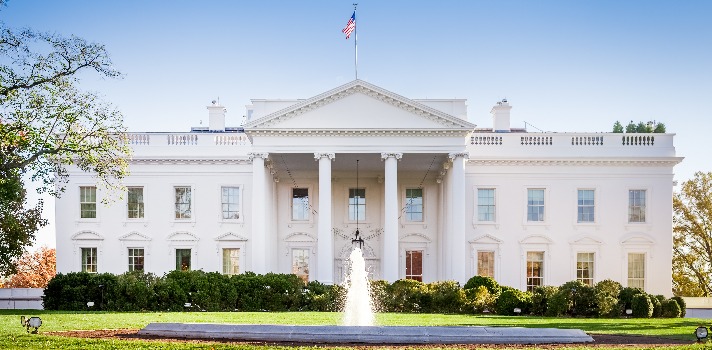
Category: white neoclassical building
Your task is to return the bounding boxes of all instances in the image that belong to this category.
[55,80,682,295]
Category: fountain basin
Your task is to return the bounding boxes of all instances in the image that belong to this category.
[138,323,594,344]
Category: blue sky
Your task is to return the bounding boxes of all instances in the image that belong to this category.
[3,1,711,249]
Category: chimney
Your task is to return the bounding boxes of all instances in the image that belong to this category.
[490,99,512,132]
[207,100,226,131]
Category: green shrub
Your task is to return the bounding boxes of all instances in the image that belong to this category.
[428,280,465,314]
[463,276,501,296]
[547,281,596,317]
[495,288,532,315]
[671,296,686,317]
[661,299,682,318]
[303,280,341,311]
[594,280,621,317]
[618,287,644,315]
[650,296,662,318]
[110,271,158,311]
[530,285,558,316]
[42,272,118,311]
[464,286,496,314]
[385,279,429,313]
[631,294,653,318]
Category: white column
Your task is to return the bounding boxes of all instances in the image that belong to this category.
[249,152,269,274]
[381,152,402,282]
[448,152,469,285]
[315,153,335,284]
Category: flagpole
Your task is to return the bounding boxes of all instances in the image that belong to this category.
[353,3,358,80]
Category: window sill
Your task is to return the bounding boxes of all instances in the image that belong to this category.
[76,219,100,224]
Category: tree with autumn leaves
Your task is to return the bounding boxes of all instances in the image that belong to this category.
[1,247,55,288]
[673,171,712,296]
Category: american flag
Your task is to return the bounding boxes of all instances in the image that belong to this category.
[342,12,356,39]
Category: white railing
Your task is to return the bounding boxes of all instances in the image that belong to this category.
[214,134,249,145]
[125,133,250,147]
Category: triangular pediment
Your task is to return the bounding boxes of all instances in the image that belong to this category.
[243,80,476,131]
[167,232,199,242]
[215,232,249,241]
[621,233,655,245]
[519,234,554,245]
[71,230,103,240]
[469,234,503,245]
[569,235,602,245]
[119,232,152,241]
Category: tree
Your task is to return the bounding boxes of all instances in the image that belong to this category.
[653,122,666,133]
[625,120,637,133]
[612,121,624,133]
[0,23,130,273]
[2,246,55,288]
[673,171,712,296]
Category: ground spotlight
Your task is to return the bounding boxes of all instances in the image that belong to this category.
[695,326,708,342]
[20,316,42,334]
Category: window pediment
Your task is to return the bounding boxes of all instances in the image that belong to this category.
[167,231,199,242]
[568,234,602,245]
[469,234,503,245]
[71,231,103,241]
[519,234,554,245]
[119,232,152,241]
[400,233,431,243]
[620,232,655,245]
[284,232,316,243]
[215,232,248,241]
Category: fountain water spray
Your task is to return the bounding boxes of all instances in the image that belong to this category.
[342,247,375,326]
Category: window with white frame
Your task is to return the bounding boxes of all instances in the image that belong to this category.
[349,188,366,221]
[174,186,192,219]
[627,253,645,289]
[291,248,309,282]
[577,189,595,223]
[80,186,97,219]
[628,190,646,223]
[405,250,423,282]
[221,186,240,220]
[222,248,240,275]
[526,251,544,291]
[477,251,495,278]
[527,189,545,222]
[127,187,144,219]
[81,247,97,273]
[478,188,496,222]
[291,188,309,221]
[128,248,144,272]
[176,248,191,271]
[404,188,423,222]
[576,252,594,286]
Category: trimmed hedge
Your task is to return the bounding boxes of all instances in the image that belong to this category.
[42,272,685,318]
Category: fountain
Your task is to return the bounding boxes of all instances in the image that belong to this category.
[342,247,374,326]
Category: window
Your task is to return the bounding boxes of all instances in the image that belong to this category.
[405,250,423,282]
[221,186,240,220]
[127,187,144,219]
[128,248,144,272]
[527,189,545,222]
[526,251,544,292]
[81,247,97,273]
[477,251,495,278]
[291,248,309,282]
[80,186,97,219]
[577,189,595,223]
[576,252,594,286]
[176,249,191,271]
[478,189,496,222]
[222,248,240,275]
[628,190,646,223]
[174,187,192,219]
[628,253,645,289]
[349,188,366,221]
[405,188,423,222]
[291,188,309,221]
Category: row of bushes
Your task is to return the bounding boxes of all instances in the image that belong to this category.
[462,276,686,318]
[43,271,685,318]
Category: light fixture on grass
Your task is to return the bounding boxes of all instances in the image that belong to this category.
[695,326,708,342]
[87,301,94,307]
[625,309,632,316]
[513,308,522,315]
[20,316,42,334]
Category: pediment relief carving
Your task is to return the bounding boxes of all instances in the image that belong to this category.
[519,234,554,245]
[284,232,316,242]
[119,232,152,241]
[167,231,199,242]
[243,80,475,131]
[620,232,655,245]
[400,233,431,243]
[215,232,248,241]
[469,234,503,245]
[71,230,104,241]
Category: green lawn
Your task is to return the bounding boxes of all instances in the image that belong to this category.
[1,310,710,349]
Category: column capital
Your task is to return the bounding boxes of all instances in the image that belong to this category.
[248,152,269,161]
[380,152,403,161]
[448,152,469,161]
[314,152,335,161]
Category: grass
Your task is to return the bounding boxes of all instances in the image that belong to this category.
[1,310,711,349]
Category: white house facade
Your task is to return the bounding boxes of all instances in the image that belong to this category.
[55,80,682,295]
